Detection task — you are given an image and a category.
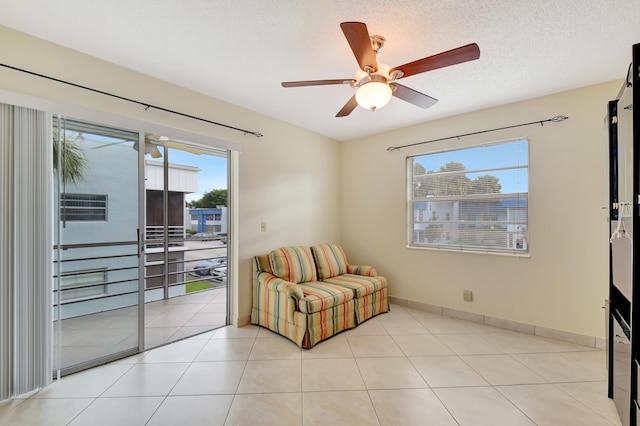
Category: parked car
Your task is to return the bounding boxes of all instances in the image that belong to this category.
[210,265,227,282]
[193,258,227,280]
[191,232,214,241]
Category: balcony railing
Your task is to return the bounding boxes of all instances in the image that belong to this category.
[145,225,185,248]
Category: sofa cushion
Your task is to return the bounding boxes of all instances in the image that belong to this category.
[254,253,273,274]
[297,282,354,314]
[321,274,387,298]
[269,246,317,283]
[311,244,348,280]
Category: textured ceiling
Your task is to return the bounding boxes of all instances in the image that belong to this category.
[0,0,639,141]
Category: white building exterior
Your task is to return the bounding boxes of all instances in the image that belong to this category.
[57,146,201,318]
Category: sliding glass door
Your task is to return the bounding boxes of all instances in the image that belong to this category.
[53,118,230,375]
[53,118,142,375]
[143,140,229,350]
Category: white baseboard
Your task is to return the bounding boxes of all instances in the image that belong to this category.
[388,295,604,349]
[233,315,251,327]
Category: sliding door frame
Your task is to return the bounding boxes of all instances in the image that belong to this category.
[138,131,146,351]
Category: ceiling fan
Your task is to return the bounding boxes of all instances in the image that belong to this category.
[92,134,165,158]
[93,134,202,157]
[281,22,480,117]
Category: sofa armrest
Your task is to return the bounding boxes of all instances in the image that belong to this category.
[256,272,304,300]
[347,264,378,277]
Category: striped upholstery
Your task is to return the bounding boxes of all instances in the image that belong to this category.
[355,288,390,324]
[311,244,348,279]
[346,264,377,277]
[302,300,356,348]
[269,246,317,284]
[297,281,354,314]
[321,274,387,298]
[252,246,389,349]
[251,266,307,346]
[254,253,273,274]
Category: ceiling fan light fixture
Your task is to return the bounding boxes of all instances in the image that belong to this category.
[281,22,480,117]
[356,80,392,111]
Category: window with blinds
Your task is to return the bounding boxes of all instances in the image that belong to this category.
[408,139,529,255]
[60,193,108,221]
[59,269,107,301]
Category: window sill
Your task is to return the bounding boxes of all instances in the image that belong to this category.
[406,244,530,258]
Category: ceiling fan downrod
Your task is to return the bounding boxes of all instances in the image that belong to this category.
[370,35,386,54]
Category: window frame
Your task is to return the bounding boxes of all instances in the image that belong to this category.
[59,268,108,302]
[60,193,108,222]
[406,138,530,256]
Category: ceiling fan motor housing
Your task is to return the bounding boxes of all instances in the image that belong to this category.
[355,63,392,86]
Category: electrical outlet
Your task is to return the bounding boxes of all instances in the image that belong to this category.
[463,290,473,302]
[260,222,267,232]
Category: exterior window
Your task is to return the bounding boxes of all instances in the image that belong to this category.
[205,225,222,233]
[59,269,107,301]
[408,139,529,255]
[61,194,107,221]
[190,214,198,220]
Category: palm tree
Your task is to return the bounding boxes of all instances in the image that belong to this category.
[53,131,87,184]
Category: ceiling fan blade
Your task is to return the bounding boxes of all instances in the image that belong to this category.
[340,22,378,72]
[391,43,480,79]
[163,140,202,156]
[282,79,355,88]
[147,134,169,142]
[390,83,438,109]
[92,140,128,149]
[336,95,358,117]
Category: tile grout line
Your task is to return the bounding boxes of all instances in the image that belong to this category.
[222,331,259,425]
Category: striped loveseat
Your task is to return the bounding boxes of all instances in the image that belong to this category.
[251,244,389,348]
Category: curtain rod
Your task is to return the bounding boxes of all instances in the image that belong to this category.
[386,115,568,152]
[0,62,264,138]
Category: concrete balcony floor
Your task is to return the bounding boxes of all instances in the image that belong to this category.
[54,286,228,370]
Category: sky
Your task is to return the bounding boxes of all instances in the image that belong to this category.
[413,139,528,194]
[162,148,228,203]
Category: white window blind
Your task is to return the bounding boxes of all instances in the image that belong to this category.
[60,193,107,221]
[59,269,107,301]
[0,103,52,400]
[408,139,529,255]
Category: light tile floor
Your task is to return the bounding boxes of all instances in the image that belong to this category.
[55,286,228,369]
[1,304,621,425]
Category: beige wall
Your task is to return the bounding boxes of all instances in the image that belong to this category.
[0,25,342,325]
[341,80,620,338]
[0,24,620,338]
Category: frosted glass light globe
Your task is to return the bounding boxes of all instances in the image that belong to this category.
[355,81,392,111]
